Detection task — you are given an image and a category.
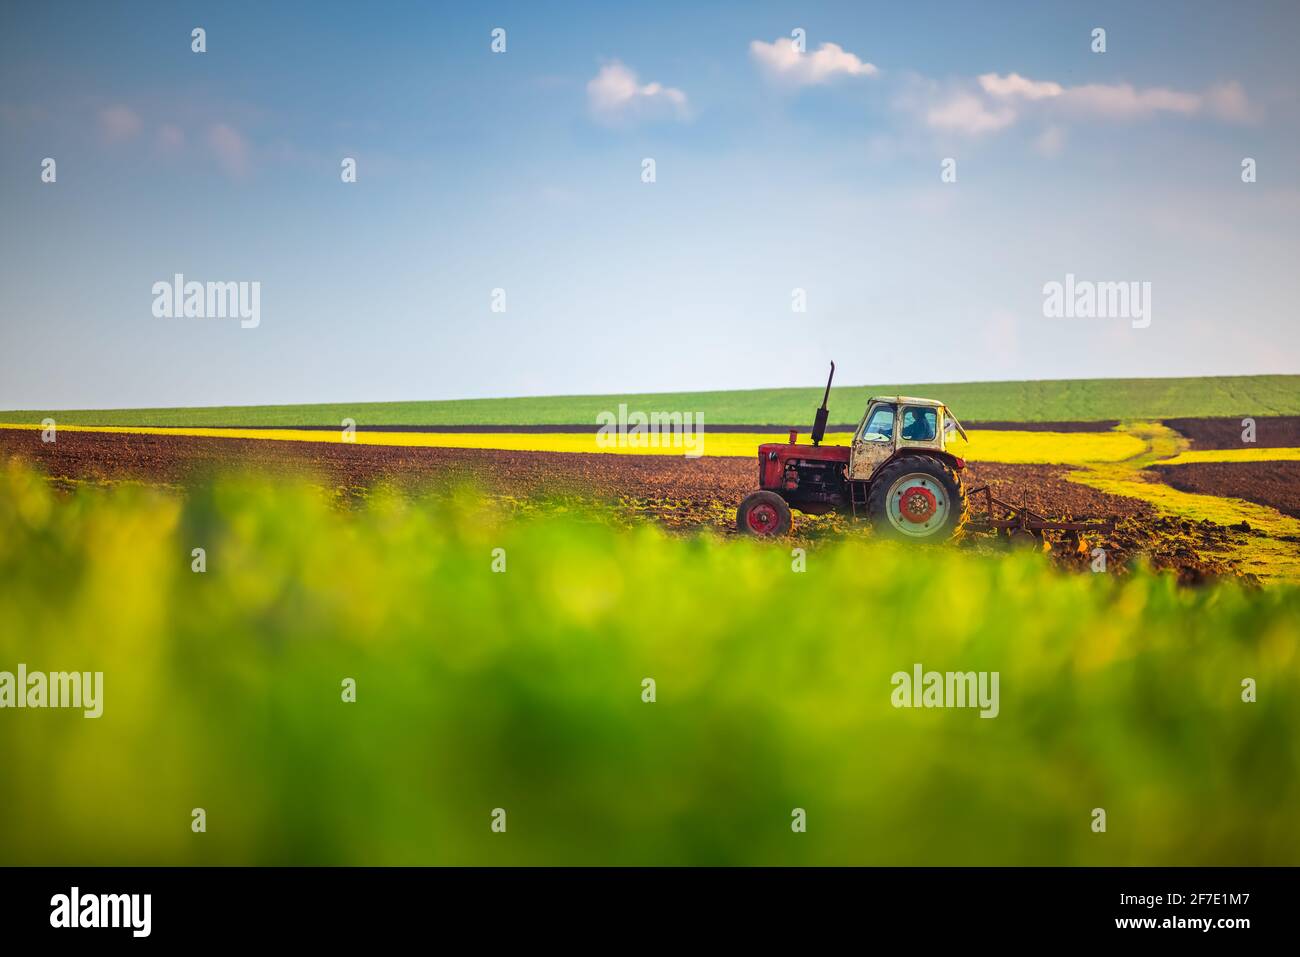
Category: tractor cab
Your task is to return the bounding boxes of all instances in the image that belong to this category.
[848,396,967,481]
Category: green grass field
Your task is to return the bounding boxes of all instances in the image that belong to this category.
[1,460,1297,865]
[3,374,1297,427]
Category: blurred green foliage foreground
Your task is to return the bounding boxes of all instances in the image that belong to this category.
[1,459,1297,865]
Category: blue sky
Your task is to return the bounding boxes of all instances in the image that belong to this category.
[1,0,1297,409]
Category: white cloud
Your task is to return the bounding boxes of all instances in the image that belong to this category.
[587,61,688,125]
[980,72,1253,122]
[206,123,250,176]
[98,104,142,142]
[750,37,878,86]
[979,72,1063,101]
[1203,81,1255,123]
[1059,82,1200,119]
[926,92,1016,134]
[922,72,1256,137]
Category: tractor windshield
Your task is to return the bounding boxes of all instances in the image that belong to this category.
[900,406,937,442]
[861,404,896,441]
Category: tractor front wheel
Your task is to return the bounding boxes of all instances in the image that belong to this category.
[736,490,793,537]
[866,456,968,542]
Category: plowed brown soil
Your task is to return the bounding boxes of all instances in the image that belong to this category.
[0,427,1251,583]
[1164,416,1300,450]
[1153,461,1300,519]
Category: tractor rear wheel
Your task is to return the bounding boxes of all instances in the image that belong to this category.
[866,456,968,542]
[736,490,793,537]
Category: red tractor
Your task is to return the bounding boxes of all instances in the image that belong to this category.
[736,363,971,542]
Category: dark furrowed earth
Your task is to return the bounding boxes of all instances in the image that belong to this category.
[1164,416,1300,450]
[0,428,1255,583]
[0,428,1149,516]
[1153,461,1300,518]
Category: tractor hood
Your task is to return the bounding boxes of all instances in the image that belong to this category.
[758,440,850,464]
[757,439,849,494]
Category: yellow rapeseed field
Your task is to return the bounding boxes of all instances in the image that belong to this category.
[1157,447,1300,465]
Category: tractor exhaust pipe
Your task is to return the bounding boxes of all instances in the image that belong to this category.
[810,361,835,446]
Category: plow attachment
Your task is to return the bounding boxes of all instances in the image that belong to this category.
[966,484,1115,546]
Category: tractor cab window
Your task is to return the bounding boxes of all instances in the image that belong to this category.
[860,404,896,442]
[900,406,937,442]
